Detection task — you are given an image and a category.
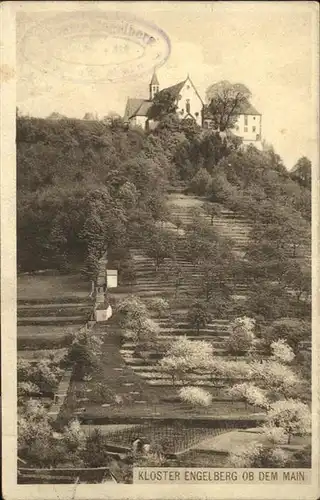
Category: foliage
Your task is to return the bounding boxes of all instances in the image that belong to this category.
[179,387,212,407]
[62,419,86,453]
[67,331,103,380]
[148,297,169,318]
[270,339,295,364]
[18,358,63,392]
[159,336,213,385]
[81,428,113,467]
[187,300,211,333]
[227,316,256,355]
[226,383,269,410]
[206,81,252,131]
[189,168,212,196]
[143,226,177,271]
[147,91,178,121]
[17,382,41,405]
[17,116,169,274]
[290,156,311,189]
[265,399,311,444]
[251,360,301,400]
[18,400,54,465]
[261,318,310,354]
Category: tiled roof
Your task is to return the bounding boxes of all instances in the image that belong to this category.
[123,98,152,121]
[150,72,159,85]
[157,80,186,100]
[236,98,261,115]
[136,101,153,116]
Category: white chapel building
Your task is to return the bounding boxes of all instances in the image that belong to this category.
[124,73,262,148]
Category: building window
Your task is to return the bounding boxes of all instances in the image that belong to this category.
[244,116,248,126]
[195,111,199,117]
[253,116,256,120]
[186,99,190,114]
[252,126,256,132]
[244,127,248,132]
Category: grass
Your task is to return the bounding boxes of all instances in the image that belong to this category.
[18,273,91,302]
[18,325,79,339]
[17,325,78,350]
[18,348,68,360]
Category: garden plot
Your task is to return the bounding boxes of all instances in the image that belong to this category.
[18,272,91,303]
[18,348,68,361]
[17,325,79,350]
[88,421,237,456]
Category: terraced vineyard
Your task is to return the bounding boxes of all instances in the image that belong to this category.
[17,272,92,352]
[116,194,254,391]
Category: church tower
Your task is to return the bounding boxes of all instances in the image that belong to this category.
[149,71,159,100]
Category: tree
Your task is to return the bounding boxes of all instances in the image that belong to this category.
[187,300,211,334]
[162,259,186,298]
[206,81,252,131]
[147,92,178,121]
[226,383,269,411]
[250,360,301,400]
[18,400,53,460]
[265,399,311,444]
[245,282,292,321]
[117,296,148,330]
[202,201,222,225]
[62,418,86,453]
[290,156,311,188]
[82,429,113,467]
[119,262,137,287]
[228,442,289,468]
[189,168,212,196]
[144,227,177,271]
[134,317,161,350]
[159,337,213,386]
[148,297,169,318]
[179,387,212,407]
[270,339,295,364]
[226,317,256,355]
[67,331,103,380]
[17,382,41,405]
[261,318,311,354]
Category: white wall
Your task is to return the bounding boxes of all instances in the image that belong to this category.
[232,114,262,142]
[175,78,203,127]
[129,116,148,129]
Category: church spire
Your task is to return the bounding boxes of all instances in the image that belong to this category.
[149,71,159,100]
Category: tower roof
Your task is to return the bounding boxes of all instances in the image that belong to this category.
[150,71,159,86]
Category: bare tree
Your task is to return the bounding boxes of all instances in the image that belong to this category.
[206,80,252,131]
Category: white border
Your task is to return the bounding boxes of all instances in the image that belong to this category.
[1,2,319,499]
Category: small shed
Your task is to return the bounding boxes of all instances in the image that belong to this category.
[106,269,118,289]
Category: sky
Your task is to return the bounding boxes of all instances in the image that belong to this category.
[16,1,319,170]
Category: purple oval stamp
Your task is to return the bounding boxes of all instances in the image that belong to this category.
[20,11,171,84]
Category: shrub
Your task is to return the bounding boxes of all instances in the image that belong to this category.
[228,442,289,468]
[148,297,169,318]
[179,387,212,407]
[227,316,256,355]
[270,339,295,364]
[266,399,311,444]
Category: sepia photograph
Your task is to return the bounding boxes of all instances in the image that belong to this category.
[1,1,319,498]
